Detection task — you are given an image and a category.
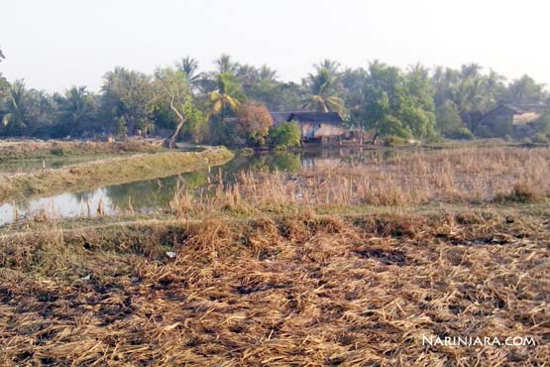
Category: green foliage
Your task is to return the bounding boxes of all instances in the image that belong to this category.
[436,100,472,139]
[1,53,549,144]
[100,67,155,135]
[446,127,474,140]
[268,122,301,149]
[537,113,550,136]
[302,63,346,116]
[53,86,99,137]
[359,62,436,141]
[533,133,549,144]
[504,75,546,105]
[384,135,409,146]
[115,116,128,138]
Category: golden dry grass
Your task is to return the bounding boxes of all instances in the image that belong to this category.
[0,211,549,366]
[170,147,550,218]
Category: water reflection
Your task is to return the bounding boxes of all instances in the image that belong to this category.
[0,148,408,226]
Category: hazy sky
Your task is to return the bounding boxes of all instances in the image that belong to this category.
[2,0,549,92]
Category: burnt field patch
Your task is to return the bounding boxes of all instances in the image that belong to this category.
[0,212,549,366]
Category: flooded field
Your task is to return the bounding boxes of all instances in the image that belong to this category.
[0,148,365,225]
[1,146,547,226]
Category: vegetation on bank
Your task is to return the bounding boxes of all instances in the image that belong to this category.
[0,147,233,203]
[1,52,550,148]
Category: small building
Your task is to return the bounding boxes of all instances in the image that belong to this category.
[270,111,346,141]
[479,104,542,126]
[477,104,544,138]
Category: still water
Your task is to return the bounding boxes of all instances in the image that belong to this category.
[0,148,401,226]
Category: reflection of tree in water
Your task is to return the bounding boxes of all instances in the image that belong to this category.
[72,191,96,203]
[211,152,302,186]
[104,170,209,211]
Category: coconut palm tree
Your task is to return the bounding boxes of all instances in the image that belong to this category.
[302,68,346,115]
[54,86,98,136]
[208,73,244,123]
[175,56,202,86]
[214,54,239,75]
[2,80,26,129]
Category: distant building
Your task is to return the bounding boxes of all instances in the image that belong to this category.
[477,104,545,138]
[479,104,543,127]
[270,111,346,141]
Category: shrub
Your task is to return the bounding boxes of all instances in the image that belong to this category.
[384,135,408,146]
[236,101,273,146]
[446,127,474,140]
[533,133,549,144]
[50,147,66,156]
[494,183,542,203]
[268,122,301,149]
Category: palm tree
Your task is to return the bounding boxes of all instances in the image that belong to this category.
[175,56,202,86]
[258,65,278,82]
[54,86,97,136]
[2,80,26,129]
[214,54,239,75]
[208,73,244,123]
[302,68,346,115]
[314,59,340,75]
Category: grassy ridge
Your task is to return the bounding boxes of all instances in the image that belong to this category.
[0,139,168,161]
[0,147,234,203]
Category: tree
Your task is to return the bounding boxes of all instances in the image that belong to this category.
[175,56,202,87]
[431,64,505,133]
[100,67,155,135]
[504,75,547,105]
[214,54,239,75]
[302,67,346,115]
[1,80,55,137]
[53,86,99,137]
[436,100,472,139]
[268,121,301,149]
[0,48,8,98]
[208,72,244,124]
[353,62,437,141]
[236,101,273,145]
[153,67,198,148]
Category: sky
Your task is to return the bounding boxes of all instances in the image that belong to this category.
[2,0,549,92]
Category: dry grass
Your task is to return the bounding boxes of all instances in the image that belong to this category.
[0,138,166,162]
[170,147,550,217]
[0,211,548,366]
[1,146,549,366]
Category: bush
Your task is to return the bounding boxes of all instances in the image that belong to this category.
[384,135,408,146]
[238,147,254,156]
[268,122,301,149]
[533,133,549,144]
[446,127,474,140]
[50,147,66,156]
[236,101,273,146]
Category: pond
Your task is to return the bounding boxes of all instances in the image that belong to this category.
[0,147,410,226]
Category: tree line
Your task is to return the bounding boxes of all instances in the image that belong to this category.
[1,50,549,146]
